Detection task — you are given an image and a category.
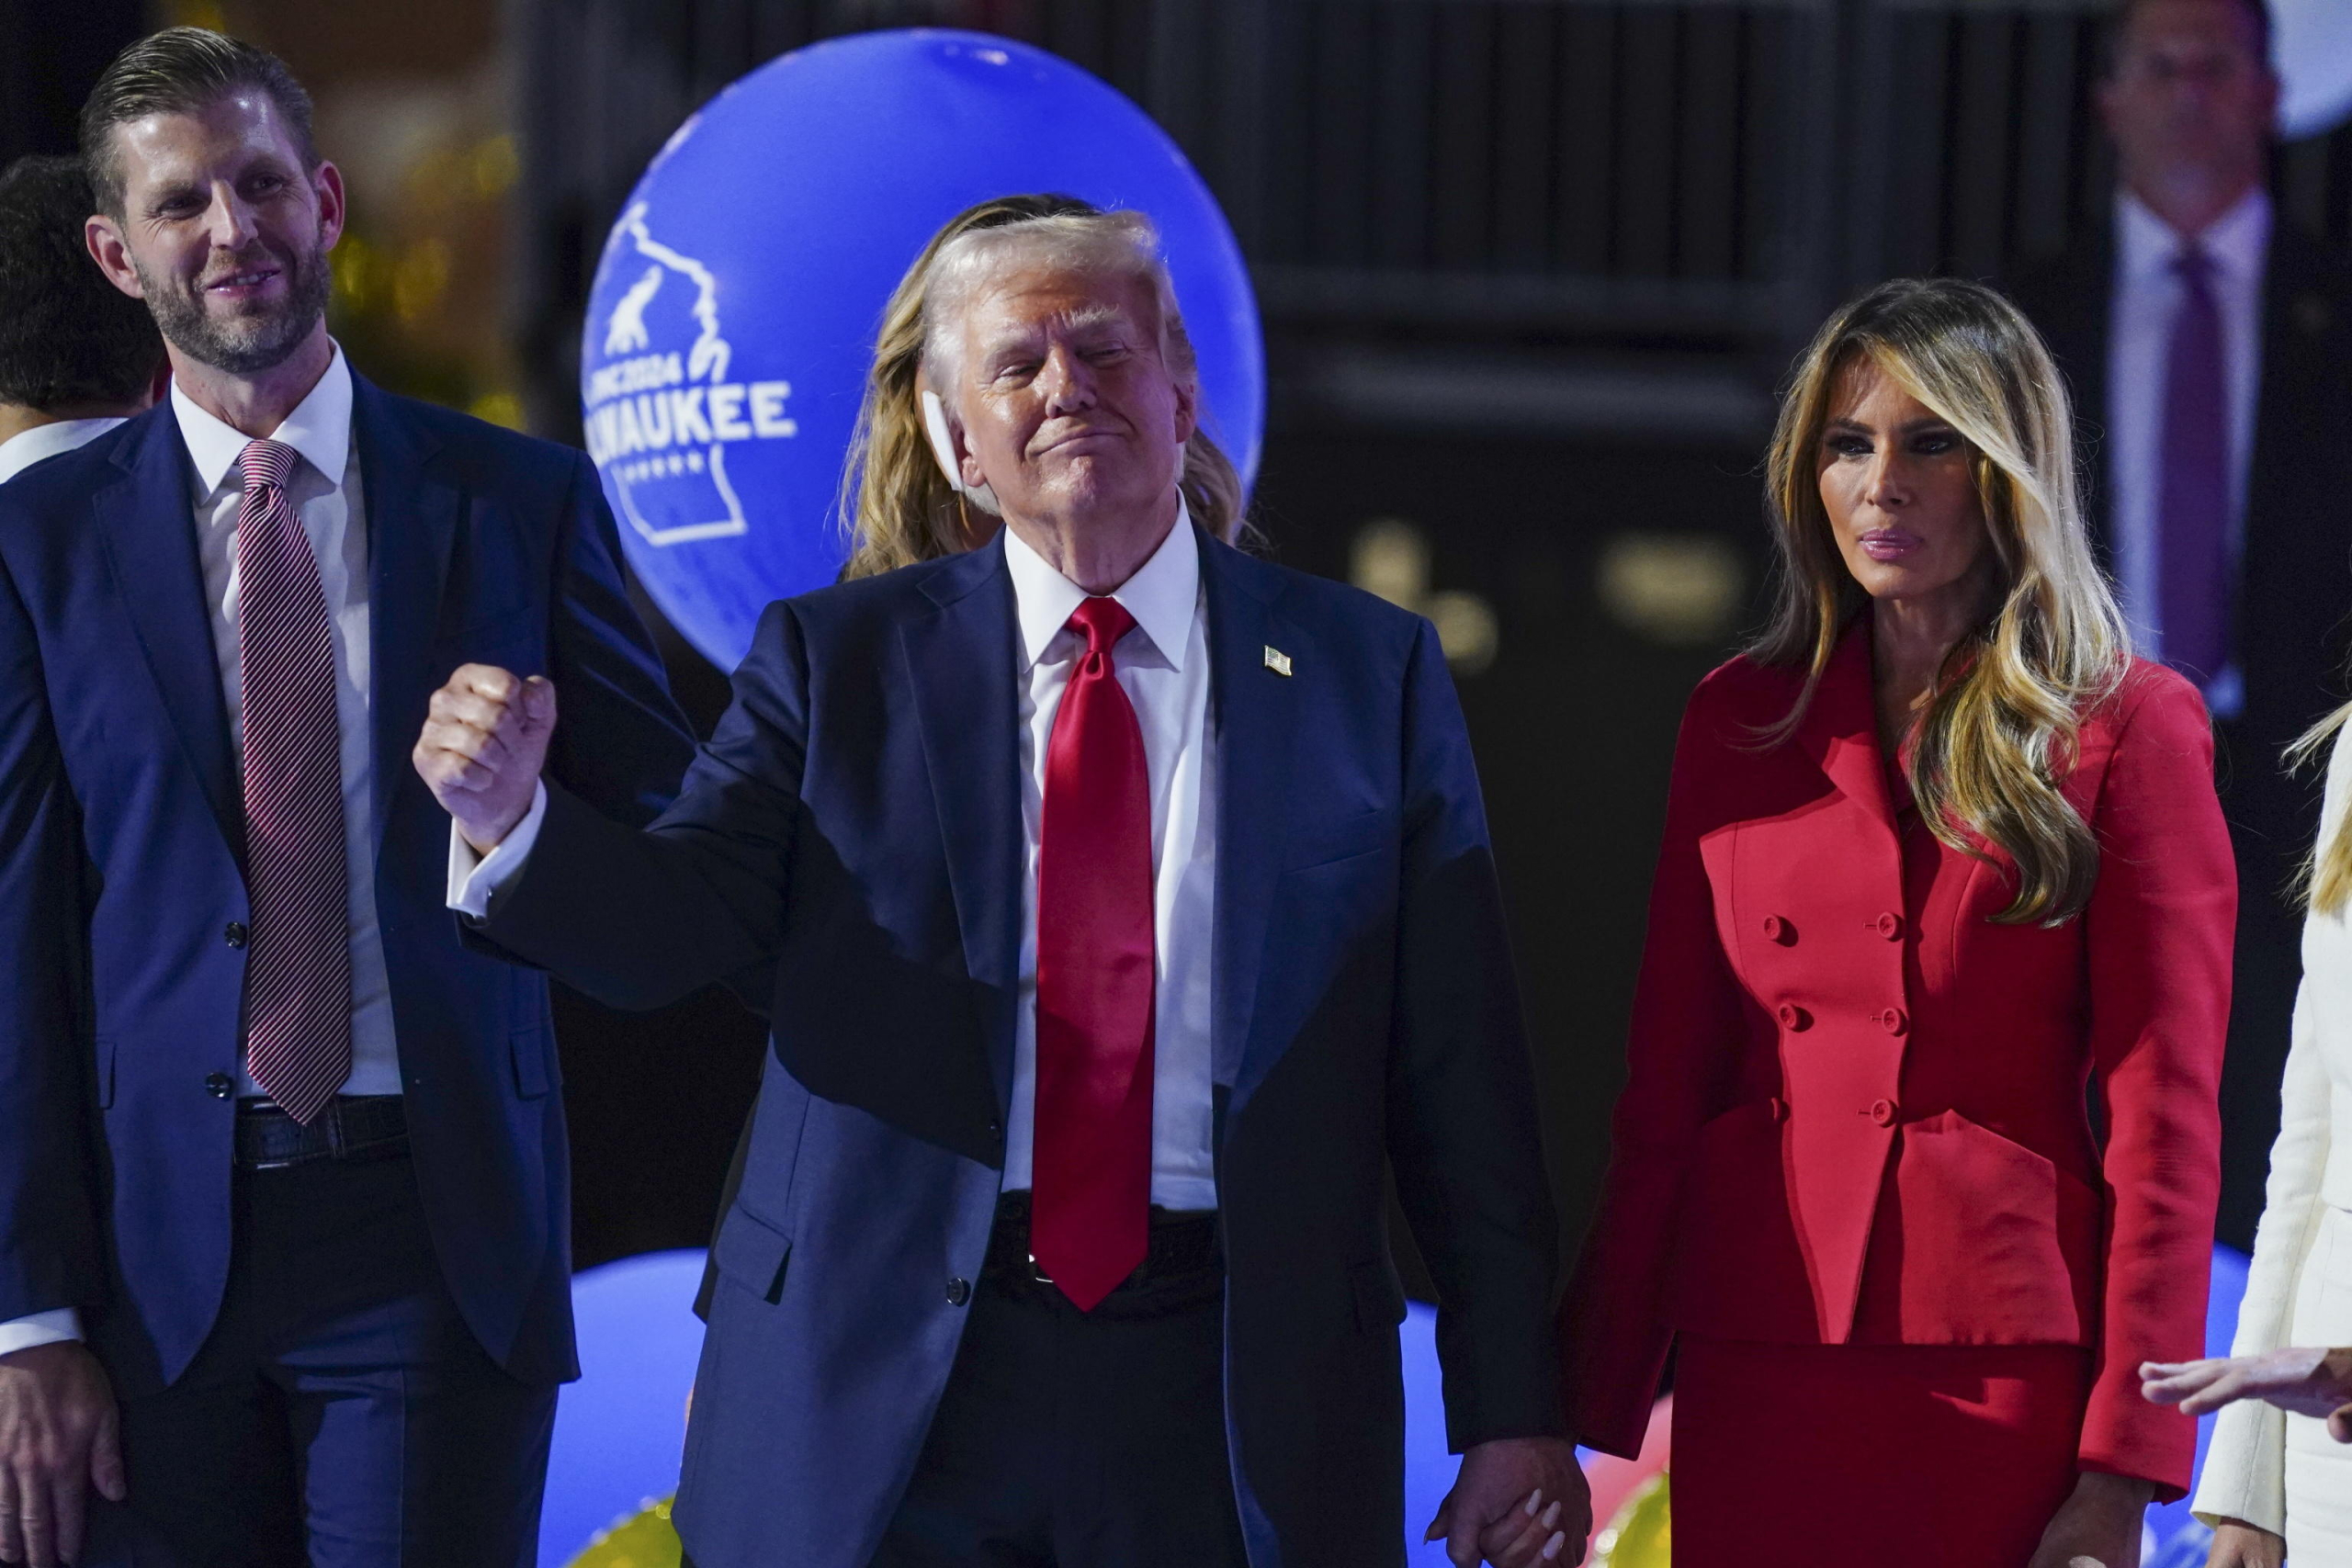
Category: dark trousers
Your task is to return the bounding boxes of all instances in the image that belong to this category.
[85,1152,556,1568]
[682,1262,1248,1568]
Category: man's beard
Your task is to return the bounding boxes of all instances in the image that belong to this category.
[138,240,332,376]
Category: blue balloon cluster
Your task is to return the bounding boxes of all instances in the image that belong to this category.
[579,28,1266,670]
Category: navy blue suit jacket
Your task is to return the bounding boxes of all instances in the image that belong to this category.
[477,529,1564,1568]
[0,378,693,1395]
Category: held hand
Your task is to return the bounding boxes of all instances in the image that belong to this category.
[2025,1471,2153,1568]
[0,1342,124,1568]
[1423,1437,1589,1567]
[413,665,557,854]
[2203,1518,2286,1568]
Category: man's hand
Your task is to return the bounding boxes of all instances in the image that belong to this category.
[2142,1347,2352,1423]
[1422,1436,1589,1567]
[2203,1518,2286,1568]
[413,665,557,854]
[2025,1471,2152,1568]
[0,1342,123,1568]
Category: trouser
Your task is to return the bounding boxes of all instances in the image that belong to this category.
[85,1147,557,1567]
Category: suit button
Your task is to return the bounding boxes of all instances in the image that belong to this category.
[1768,1096,1788,1122]
[1873,912,1903,941]
[223,921,248,948]
[1878,1007,1908,1035]
[1761,915,1793,944]
[988,1119,1002,1139]
[1776,1002,1810,1032]
[1869,1098,1898,1126]
[203,1073,234,1099]
[945,1277,971,1307]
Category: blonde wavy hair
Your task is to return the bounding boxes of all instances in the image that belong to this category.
[836,195,1250,580]
[2290,705,2352,914]
[1752,277,2132,925]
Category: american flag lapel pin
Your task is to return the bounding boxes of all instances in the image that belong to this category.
[1262,646,1293,677]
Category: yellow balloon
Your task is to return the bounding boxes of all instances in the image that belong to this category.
[565,1496,682,1568]
[1589,1473,1669,1568]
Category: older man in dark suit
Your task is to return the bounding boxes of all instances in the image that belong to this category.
[2007,0,2352,1259]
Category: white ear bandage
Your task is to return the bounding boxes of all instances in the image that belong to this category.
[919,389,1000,515]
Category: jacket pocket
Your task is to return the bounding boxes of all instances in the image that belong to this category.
[1883,1110,2102,1342]
[510,1022,559,1100]
[1282,807,1391,874]
[712,1201,792,1305]
[1349,1258,1407,1333]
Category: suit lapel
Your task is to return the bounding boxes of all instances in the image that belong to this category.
[1201,535,1297,1092]
[902,537,1025,1108]
[1792,619,1901,862]
[93,404,243,854]
[353,377,457,860]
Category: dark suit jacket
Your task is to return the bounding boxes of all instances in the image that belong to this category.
[0,378,694,1394]
[474,528,1565,1568]
[2008,216,2352,1245]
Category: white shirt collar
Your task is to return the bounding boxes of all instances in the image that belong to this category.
[2117,184,2271,288]
[1001,494,1199,673]
[170,342,354,497]
[0,416,128,485]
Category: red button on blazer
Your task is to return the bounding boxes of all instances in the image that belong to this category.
[1556,623,2233,1502]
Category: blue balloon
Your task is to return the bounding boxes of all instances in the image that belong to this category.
[579,29,1265,670]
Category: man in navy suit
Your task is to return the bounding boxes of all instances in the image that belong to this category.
[421,207,1585,1568]
[0,28,693,1568]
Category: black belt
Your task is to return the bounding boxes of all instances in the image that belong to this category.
[234,1095,409,1170]
[982,1190,1221,1310]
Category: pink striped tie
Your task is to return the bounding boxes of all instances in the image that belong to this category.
[235,438,351,1124]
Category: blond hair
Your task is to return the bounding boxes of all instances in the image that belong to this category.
[836,196,1249,581]
[1752,277,2132,925]
[2290,704,2352,913]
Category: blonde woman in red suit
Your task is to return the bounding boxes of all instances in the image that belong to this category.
[1557,276,2234,1567]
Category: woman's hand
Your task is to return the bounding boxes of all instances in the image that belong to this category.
[2203,1518,2285,1568]
[2025,1471,2152,1568]
[2143,1347,2352,1422]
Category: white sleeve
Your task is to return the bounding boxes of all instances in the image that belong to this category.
[2191,728,2350,1535]
[446,782,548,919]
[0,1307,82,1358]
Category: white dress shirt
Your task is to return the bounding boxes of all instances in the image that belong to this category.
[2106,186,2269,719]
[0,349,402,1357]
[0,417,128,486]
[451,501,1222,1210]
[2195,721,2352,1540]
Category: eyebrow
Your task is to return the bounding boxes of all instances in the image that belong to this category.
[1826,414,1957,434]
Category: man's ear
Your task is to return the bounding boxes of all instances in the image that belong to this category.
[85,215,145,300]
[1171,377,1199,447]
[313,160,348,252]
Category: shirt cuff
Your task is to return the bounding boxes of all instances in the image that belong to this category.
[446,782,548,919]
[0,1308,83,1358]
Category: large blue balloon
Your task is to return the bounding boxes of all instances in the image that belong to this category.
[579,29,1265,670]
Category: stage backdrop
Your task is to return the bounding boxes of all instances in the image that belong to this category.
[576,28,1265,671]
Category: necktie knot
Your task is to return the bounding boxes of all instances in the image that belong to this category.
[238,437,300,495]
[1067,596,1137,660]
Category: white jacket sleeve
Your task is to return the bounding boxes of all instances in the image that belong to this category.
[2191,725,2350,1534]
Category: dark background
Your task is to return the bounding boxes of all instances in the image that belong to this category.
[14,0,2352,1283]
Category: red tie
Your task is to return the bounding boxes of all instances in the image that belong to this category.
[234,438,353,1124]
[1031,596,1155,1311]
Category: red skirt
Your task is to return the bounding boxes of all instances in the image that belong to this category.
[1669,1337,2092,1567]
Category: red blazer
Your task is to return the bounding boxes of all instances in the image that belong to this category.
[1558,622,2233,1497]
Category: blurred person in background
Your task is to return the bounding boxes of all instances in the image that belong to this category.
[2147,694,2352,1565]
[0,153,161,484]
[1557,278,2233,1567]
[421,202,1584,1568]
[0,27,693,1568]
[2007,0,2352,1275]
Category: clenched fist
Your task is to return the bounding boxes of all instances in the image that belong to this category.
[413,664,557,853]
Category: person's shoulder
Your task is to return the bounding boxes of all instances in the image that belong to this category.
[1687,651,1797,722]
[0,414,153,536]
[2086,657,2212,745]
[363,383,586,494]
[1206,540,1426,649]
